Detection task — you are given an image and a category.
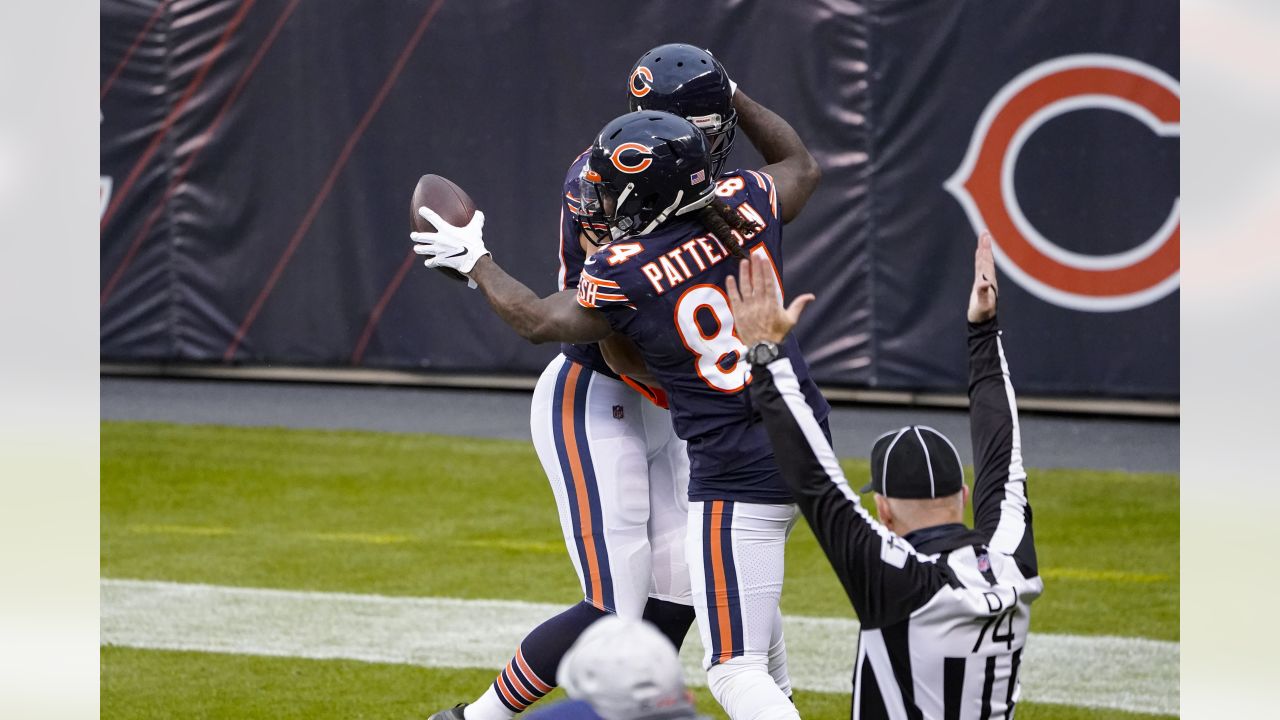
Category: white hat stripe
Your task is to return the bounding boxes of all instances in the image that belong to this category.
[913,426,936,498]
[881,428,910,497]
[918,425,964,484]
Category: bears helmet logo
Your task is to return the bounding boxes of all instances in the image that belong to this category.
[629,66,654,98]
[609,142,654,174]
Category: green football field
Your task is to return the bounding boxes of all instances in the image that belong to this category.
[101,421,1178,719]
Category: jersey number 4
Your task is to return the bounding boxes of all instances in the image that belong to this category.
[674,246,782,393]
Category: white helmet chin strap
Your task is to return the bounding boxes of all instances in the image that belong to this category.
[610,175,714,240]
[673,190,714,216]
[639,190,684,236]
[609,183,637,241]
[614,182,635,212]
[632,189,715,237]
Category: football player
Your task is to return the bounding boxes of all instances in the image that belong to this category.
[429,46,816,720]
[415,106,823,720]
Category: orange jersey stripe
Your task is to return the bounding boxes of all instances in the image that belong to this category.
[581,271,620,288]
[620,375,668,409]
[563,363,605,609]
[709,501,734,663]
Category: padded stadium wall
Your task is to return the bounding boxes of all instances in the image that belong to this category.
[100,0,1179,399]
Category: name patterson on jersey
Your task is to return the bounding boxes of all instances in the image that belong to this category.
[598,232,740,301]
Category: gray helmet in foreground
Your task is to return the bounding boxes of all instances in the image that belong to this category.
[557,617,699,720]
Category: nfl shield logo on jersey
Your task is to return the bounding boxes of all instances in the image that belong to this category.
[977,552,991,573]
[613,405,625,420]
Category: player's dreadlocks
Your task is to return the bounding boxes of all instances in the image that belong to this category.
[697,197,759,260]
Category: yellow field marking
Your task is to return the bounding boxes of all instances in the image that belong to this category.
[306,532,413,545]
[128,524,237,536]
[128,526,566,552]
[127,524,412,545]
[455,538,564,554]
[1040,567,1170,583]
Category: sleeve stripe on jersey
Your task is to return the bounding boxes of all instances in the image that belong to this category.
[745,169,779,218]
[987,335,1031,557]
[766,357,934,568]
[576,271,630,309]
[577,292,632,309]
[580,271,620,288]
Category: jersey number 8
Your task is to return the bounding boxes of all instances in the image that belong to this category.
[674,246,782,393]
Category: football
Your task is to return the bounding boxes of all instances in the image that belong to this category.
[411,174,477,283]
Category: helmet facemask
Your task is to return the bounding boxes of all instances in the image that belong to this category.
[688,109,738,178]
[580,175,690,242]
[571,173,613,247]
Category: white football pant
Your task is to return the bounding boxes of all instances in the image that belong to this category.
[688,500,800,720]
[530,354,692,617]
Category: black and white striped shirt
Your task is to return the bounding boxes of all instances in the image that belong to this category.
[750,317,1042,720]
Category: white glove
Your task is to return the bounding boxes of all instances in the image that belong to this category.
[410,207,489,278]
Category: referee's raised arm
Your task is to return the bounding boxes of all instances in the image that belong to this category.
[965,234,1038,577]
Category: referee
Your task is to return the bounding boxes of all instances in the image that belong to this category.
[726,233,1043,719]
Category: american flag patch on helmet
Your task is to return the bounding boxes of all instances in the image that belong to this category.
[690,169,706,185]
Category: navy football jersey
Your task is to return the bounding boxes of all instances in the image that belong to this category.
[577,170,830,503]
[557,151,618,379]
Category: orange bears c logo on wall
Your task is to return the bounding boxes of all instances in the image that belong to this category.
[945,54,1180,312]
[630,66,654,98]
[610,142,654,174]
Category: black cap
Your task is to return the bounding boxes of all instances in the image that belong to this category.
[860,425,965,499]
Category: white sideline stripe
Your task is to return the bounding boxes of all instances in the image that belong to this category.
[101,579,1179,716]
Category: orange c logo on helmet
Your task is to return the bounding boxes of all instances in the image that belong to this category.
[945,54,1180,312]
[610,142,654,174]
[630,66,654,98]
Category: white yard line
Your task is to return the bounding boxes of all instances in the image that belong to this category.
[101,579,1178,716]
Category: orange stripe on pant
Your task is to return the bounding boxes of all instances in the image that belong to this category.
[709,500,735,663]
[562,363,606,609]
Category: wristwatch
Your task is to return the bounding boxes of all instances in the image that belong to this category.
[746,341,780,366]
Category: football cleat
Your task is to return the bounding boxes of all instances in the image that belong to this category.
[427,703,467,720]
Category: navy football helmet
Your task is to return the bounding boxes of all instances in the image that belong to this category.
[627,44,737,178]
[579,110,715,242]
